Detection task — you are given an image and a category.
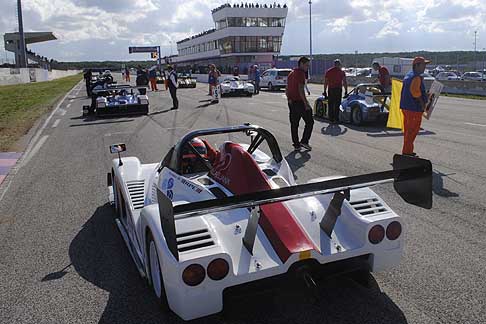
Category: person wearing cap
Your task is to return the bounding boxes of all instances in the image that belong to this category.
[167,65,179,110]
[399,56,431,156]
[372,61,391,94]
[324,59,347,123]
[286,56,314,151]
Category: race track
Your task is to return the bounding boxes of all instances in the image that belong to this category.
[0,74,485,324]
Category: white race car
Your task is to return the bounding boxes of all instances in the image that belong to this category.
[107,124,432,321]
[220,77,254,97]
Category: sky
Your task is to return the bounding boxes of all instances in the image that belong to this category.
[1,0,485,62]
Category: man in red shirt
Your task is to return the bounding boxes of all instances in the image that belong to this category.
[372,61,392,94]
[324,59,347,123]
[286,56,313,151]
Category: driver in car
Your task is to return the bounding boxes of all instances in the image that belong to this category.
[181,138,219,174]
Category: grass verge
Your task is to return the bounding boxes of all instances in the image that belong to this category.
[442,93,486,100]
[0,74,82,151]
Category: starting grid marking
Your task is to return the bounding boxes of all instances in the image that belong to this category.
[465,122,486,128]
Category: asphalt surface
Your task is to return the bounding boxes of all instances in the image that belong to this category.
[0,75,485,324]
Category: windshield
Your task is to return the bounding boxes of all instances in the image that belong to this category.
[277,70,291,77]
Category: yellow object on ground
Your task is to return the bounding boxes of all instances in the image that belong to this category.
[387,78,404,130]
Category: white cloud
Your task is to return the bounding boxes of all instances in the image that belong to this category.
[0,0,485,61]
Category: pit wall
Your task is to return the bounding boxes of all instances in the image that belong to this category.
[0,68,82,86]
[312,76,486,96]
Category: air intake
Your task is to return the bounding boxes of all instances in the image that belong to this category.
[176,228,215,252]
[126,180,145,210]
[349,197,388,216]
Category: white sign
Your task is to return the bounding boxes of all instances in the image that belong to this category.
[423,80,444,120]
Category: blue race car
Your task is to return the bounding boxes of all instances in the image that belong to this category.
[83,85,149,117]
[314,83,389,125]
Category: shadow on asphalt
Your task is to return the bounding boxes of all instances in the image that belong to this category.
[70,120,135,127]
[284,151,311,180]
[433,170,460,198]
[197,101,219,108]
[149,109,173,116]
[321,124,348,136]
[366,128,436,137]
[65,203,408,324]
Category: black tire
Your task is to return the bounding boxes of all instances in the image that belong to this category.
[146,231,169,309]
[351,106,363,125]
[268,82,273,91]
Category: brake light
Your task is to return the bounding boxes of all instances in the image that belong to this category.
[207,258,229,281]
[368,225,385,244]
[182,264,205,286]
[386,221,402,240]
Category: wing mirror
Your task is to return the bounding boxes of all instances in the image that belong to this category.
[110,143,126,166]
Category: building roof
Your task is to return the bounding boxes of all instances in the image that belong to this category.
[4,32,57,45]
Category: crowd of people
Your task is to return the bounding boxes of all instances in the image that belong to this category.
[177,29,216,45]
[212,2,287,13]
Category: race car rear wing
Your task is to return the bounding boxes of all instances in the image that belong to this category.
[157,154,432,261]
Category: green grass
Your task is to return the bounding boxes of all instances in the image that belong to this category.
[442,93,486,100]
[0,74,82,151]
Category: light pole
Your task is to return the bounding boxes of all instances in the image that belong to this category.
[355,50,358,75]
[474,31,477,71]
[17,0,27,68]
[309,0,312,78]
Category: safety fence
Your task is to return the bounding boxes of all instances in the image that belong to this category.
[0,68,82,86]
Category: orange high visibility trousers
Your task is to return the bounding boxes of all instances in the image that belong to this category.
[402,109,423,155]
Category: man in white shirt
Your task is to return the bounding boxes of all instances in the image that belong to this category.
[167,65,179,110]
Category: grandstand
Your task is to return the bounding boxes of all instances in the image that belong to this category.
[4,32,57,68]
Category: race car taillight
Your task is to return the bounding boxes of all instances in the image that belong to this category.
[97,102,106,108]
[207,258,229,281]
[386,221,402,240]
[368,225,385,244]
[182,264,205,286]
[140,98,148,105]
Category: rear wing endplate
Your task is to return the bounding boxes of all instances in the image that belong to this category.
[158,154,432,261]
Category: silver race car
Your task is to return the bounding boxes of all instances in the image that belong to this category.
[220,77,254,97]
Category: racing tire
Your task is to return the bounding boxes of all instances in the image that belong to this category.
[112,171,120,216]
[247,93,253,97]
[146,231,169,309]
[351,106,363,126]
[268,82,273,91]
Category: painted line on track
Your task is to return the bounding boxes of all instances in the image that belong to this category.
[52,119,61,128]
[66,103,71,108]
[21,135,49,167]
[465,122,486,127]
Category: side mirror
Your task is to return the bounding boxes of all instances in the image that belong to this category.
[110,143,126,154]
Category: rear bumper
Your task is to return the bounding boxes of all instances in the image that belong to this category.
[96,104,149,116]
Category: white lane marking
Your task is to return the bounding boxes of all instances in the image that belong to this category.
[20,80,82,168]
[58,108,66,115]
[66,103,71,108]
[60,109,67,116]
[52,119,61,128]
[465,122,486,127]
[21,135,49,166]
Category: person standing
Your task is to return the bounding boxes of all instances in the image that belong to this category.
[324,59,347,124]
[125,67,130,82]
[167,65,179,110]
[148,67,158,91]
[372,61,391,93]
[208,64,221,102]
[84,69,92,96]
[400,57,430,156]
[286,56,314,151]
[254,65,261,94]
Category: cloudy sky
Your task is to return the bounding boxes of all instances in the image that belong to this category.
[1,0,485,62]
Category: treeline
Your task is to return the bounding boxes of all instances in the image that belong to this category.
[54,51,486,70]
[280,51,485,68]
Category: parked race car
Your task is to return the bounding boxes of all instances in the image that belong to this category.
[156,72,166,84]
[314,83,389,125]
[83,85,149,117]
[107,124,432,321]
[220,77,254,97]
[177,73,197,88]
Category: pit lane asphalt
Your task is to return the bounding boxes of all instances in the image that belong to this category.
[0,74,484,324]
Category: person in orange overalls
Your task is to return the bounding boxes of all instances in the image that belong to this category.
[399,57,431,156]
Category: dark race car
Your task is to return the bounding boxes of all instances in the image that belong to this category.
[83,85,149,117]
